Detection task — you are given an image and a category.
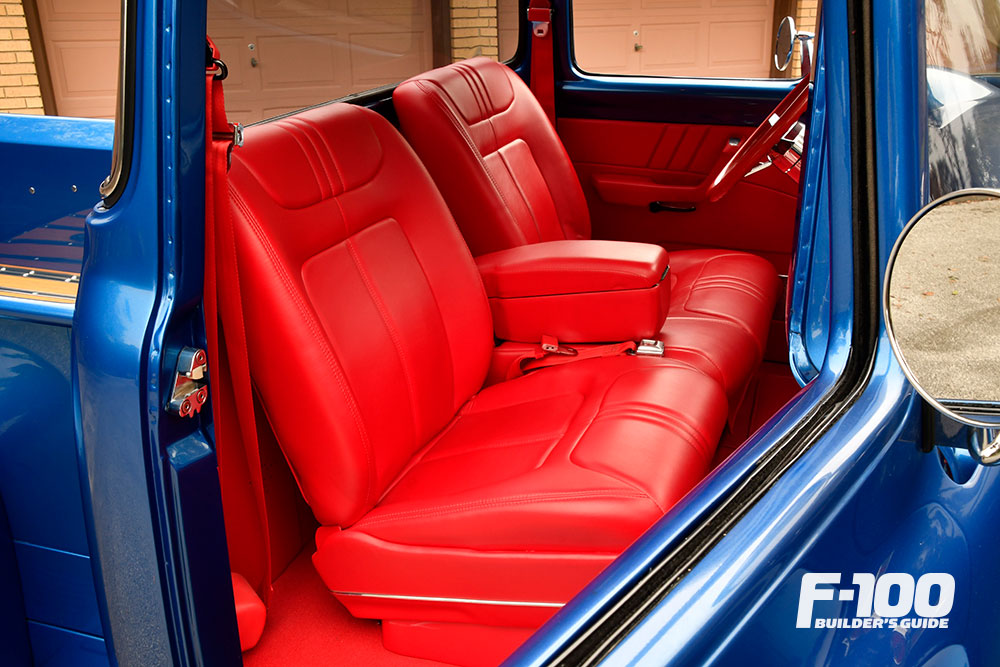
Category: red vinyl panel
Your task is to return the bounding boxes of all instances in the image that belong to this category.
[557,117,798,273]
[558,117,797,361]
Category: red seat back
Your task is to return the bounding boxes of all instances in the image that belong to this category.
[394,57,591,256]
[227,104,493,527]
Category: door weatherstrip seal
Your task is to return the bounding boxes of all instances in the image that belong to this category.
[544,1,882,664]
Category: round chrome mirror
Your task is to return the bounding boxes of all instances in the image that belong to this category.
[884,189,1000,464]
[774,16,797,72]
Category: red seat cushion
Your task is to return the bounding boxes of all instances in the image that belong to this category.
[225,101,729,656]
[394,58,781,418]
[667,249,779,357]
[314,355,726,626]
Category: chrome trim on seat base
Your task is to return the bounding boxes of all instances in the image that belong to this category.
[330,591,565,608]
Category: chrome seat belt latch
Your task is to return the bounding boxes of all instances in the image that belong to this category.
[169,347,209,418]
[528,6,551,38]
[633,339,665,357]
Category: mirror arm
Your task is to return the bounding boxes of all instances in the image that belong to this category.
[970,428,1000,466]
[797,33,815,79]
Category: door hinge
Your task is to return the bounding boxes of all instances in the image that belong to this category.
[169,347,208,418]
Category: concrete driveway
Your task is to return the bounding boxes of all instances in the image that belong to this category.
[888,195,1000,403]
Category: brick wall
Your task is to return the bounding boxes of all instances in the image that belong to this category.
[450,0,499,61]
[792,0,819,77]
[0,0,42,115]
[795,0,819,35]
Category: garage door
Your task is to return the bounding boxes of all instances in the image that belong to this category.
[33,0,433,123]
[208,0,433,124]
[34,0,120,119]
[573,0,776,78]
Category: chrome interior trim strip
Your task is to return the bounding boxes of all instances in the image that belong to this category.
[331,591,564,608]
[99,0,131,203]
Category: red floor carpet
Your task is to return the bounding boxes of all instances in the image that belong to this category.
[243,549,444,666]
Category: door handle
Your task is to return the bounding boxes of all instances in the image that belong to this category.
[649,201,696,213]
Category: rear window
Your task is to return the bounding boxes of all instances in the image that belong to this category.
[0,1,519,123]
[208,0,521,125]
[571,0,817,79]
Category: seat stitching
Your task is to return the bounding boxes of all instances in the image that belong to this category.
[523,368,667,514]
[286,117,341,196]
[354,490,652,529]
[465,62,502,153]
[345,236,422,443]
[415,80,528,245]
[246,110,387,211]
[566,365,722,509]
[311,111,387,197]
[230,188,376,507]
[420,432,567,463]
[391,221,460,413]
[593,406,712,459]
[692,278,767,301]
[496,145,543,242]
[454,62,487,122]
[281,122,330,200]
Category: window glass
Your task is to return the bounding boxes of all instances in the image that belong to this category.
[208,0,520,125]
[571,0,817,79]
[926,0,1000,198]
[0,0,120,118]
[0,0,518,123]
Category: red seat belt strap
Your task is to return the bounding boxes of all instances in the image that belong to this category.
[510,336,638,378]
[528,0,556,126]
[204,39,273,608]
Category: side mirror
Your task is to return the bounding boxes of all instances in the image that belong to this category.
[774,16,797,72]
[774,16,815,78]
[884,189,1000,465]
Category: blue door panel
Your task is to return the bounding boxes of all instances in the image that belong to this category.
[0,323,89,554]
[26,622,107,667]
[0,494,31,665]
[14,543,102,637]
[0,319,106,650]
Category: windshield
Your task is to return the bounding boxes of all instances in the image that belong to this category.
[926,0,1000,197]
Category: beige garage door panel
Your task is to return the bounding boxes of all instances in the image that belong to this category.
[36,0,120,119]
[35,0,432,122]
[575,0,775,78]
[209,0,432,123]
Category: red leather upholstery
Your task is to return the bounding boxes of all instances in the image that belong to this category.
[667,249,777,357]
[477,240,670,343]
[231,573,266,652]
[226,102,729,661]
[393,58,591,257]
[315,355,726,625]
[476,240,668,297]
[394,58,781,418]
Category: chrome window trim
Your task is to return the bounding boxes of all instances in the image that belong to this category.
[99,0,135,208]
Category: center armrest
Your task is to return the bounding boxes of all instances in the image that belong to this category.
[476,240,670,343]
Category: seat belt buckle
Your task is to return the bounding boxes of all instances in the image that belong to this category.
[527,7,551,37]
[541,335,577,356]
[632,339,665,357]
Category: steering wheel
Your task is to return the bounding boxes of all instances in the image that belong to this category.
[703,76,811,203]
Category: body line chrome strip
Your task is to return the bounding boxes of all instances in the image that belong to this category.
[330,591,564,608]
